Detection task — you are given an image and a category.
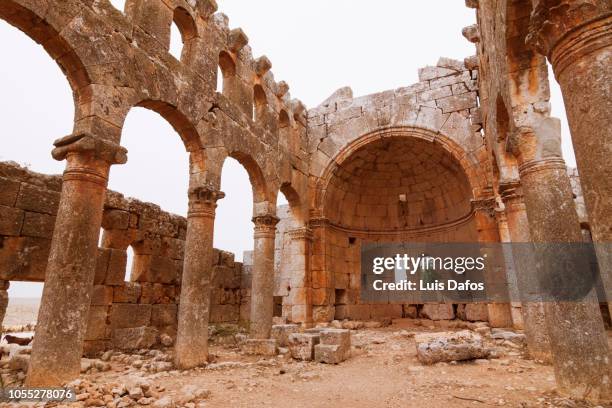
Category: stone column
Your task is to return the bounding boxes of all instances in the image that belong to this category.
[499,181,552,362]
[175,187,224,369]
[250,214,280,339]
[514,122,610,402]
[0,280,9,335]
[473,197,514,328]
[528,0,612,320]
[27,133,126,387]
[285,227,313,325]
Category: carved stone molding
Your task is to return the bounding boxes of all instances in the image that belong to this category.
[471,197,497,217]
[52,132,128,165]
[527,0,611,71]
[288,227,314,242]
[252,214,280,238]
[187,187,225,219]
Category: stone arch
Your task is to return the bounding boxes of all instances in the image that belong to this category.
[171,6,198,61]
[119,100,202,152]
[0,1,91,120]
[222,150,269,205]
[279,182,304,227]
[253,84,267,122]
[315,126,487,215]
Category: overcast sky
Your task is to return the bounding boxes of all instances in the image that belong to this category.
[1,1,574,298]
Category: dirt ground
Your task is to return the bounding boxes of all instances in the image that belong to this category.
[3,319,605,408]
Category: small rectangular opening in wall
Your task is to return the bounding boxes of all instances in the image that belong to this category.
[273,296,283,317]
[334,289,348,320]
[348,237,356,245]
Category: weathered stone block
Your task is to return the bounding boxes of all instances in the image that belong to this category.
[102,209,130,230]
[271,324,299,347]
[113,282,142,303]
[0,206,24,236]
[0,236,50,281]
[243,339,277,356]
[0,177,20,206]
[85,305,110,341]
[151,304,177,327]
[110,303,151,328]
[314,344,348,364]
[288,333,320,361]
[465,303,489,321]
[20,211,55,238]
[15,184,60,215]
[105,249,128,285]
[420,303,455,320]
[436,92,478,113]
[112,326,159,350]
[91,285,113,305]
[415,330,488,365]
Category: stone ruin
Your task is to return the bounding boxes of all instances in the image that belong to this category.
[0,0,610,402]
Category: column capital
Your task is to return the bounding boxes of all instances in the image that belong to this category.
[188,187,225,219]
[308,217,329,229]
[288,227,314,242]
[252,214,280,238]
[527,1,611,76]
[52,132,127,165]
[471,196,497,216]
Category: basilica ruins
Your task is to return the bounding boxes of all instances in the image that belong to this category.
[0,0,610,405]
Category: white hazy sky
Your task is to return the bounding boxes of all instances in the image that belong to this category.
[1,1,574,297]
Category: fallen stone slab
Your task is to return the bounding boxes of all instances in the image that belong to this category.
[288,333,320,361]
[112,326,158,350]
[315,329,351,364]
[271,324,299,347]
[415,330,488,365]
[243,339,277,356]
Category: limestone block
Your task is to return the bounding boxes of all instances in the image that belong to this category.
[151,304,177,327]
[464,303,489,321]
[210,304,240,323]
[420,304,455,320]
[102,209,130,230]
[462,24,480,43]
[105,249,128,285]
[110,304,152,328]
[436,92,478,114]
[0,177,20,206]
[91,285,113,306]
[0,206,24,236]
[112,326,159,350]
[243,339,277,356]
[418,66,458,82]
[415,331,488,365]
[14,184,60,215]
[314,344,347,364]
[85,305,110,341]
[288,333,320,361]
[271,324,299,347]
[113,282,142,303]
[0,236,51,281]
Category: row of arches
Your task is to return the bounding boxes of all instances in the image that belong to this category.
[0,17,293,298]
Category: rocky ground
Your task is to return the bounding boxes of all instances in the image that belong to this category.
[1,319,611,408]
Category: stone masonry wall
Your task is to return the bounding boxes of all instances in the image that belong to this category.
[0,161,248,354]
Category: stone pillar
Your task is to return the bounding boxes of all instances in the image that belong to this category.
[528,1,612,321]
[250,214,280,339]
[0,280,9,335]
[499,181,552,362]
[473,197,514,328]
[514,122,610,402]
[285,227,313,325]
[175,187,224,369]
[27,133,126,387]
